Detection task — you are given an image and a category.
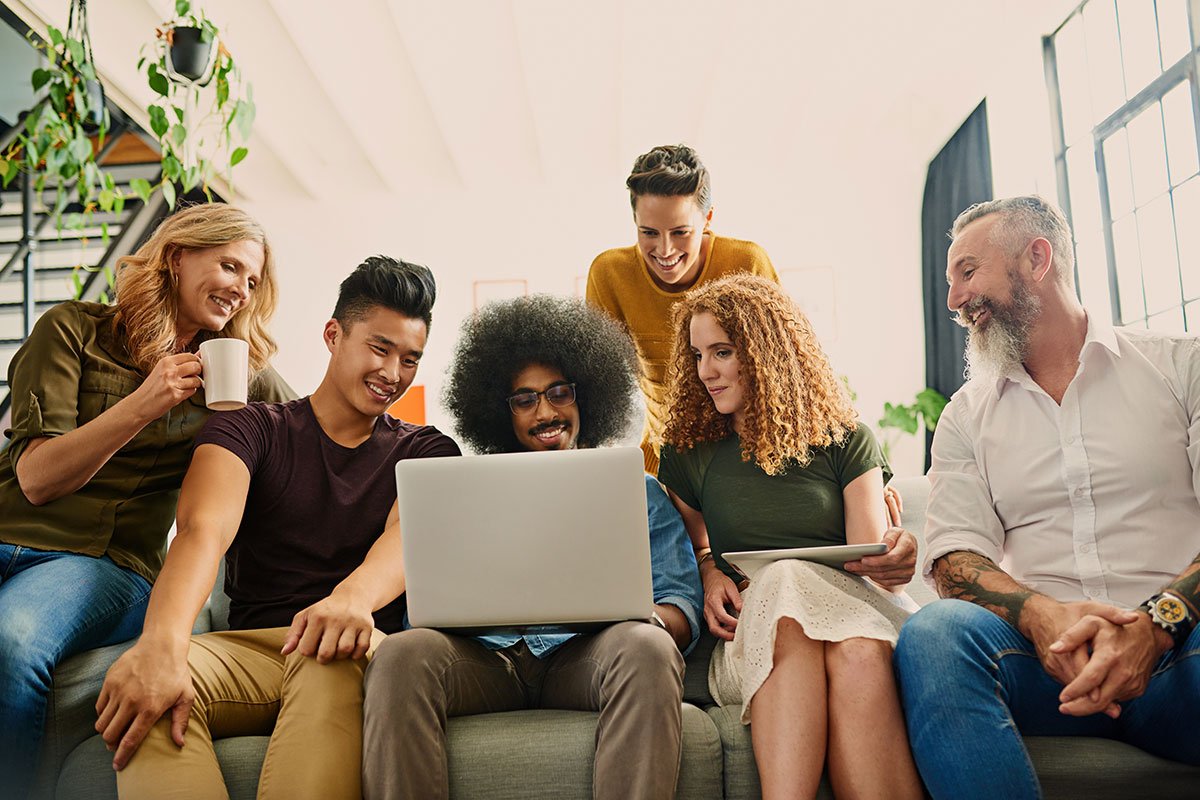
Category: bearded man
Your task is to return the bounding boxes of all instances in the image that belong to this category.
[894,196,1200,800]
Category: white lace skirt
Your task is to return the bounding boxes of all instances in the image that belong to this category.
[709,559,914,724]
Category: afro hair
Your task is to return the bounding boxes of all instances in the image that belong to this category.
[443,295,640,454]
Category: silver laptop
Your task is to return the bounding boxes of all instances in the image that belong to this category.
[398,446,654,633]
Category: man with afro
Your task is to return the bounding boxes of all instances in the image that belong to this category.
[361,295,704,800]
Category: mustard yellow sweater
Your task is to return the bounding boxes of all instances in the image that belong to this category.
[585,233,778,473]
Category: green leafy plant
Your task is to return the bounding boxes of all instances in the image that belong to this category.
[135,0,255,209]
[877,388,949,460]
[0,24,123,232]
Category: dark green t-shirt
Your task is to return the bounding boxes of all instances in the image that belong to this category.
[658,425,891,581]
[0,301,295,582]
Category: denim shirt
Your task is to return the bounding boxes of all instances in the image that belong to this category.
[474,474,704,658]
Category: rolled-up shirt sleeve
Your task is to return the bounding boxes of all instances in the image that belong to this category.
[644,475,704,654]
[923,395,1007,588]
[5,303,85,467]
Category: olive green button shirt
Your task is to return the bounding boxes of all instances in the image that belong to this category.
[0,301,296,583]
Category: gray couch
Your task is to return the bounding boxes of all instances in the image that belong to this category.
[36,477,1200,799]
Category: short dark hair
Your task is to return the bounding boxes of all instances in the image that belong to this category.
[332,255,437,330]
[443,295,640,454]
[626,143,712,212]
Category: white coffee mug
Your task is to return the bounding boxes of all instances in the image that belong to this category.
[199,338,249,411]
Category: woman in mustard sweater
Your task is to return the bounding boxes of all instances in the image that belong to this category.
[586,144,778,473]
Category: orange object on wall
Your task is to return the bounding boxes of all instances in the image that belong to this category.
[388,385,426,425]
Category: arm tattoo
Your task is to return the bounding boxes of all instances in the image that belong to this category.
[932,551,1042,629]
[1166,552,1200,617]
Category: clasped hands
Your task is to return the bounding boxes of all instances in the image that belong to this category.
[94,591,374,770]
[1026,596,1171,719]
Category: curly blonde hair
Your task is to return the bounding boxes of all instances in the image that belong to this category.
[662,274,857,475]
[113,203,278,375]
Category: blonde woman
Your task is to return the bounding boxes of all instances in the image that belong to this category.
[657,274,923,800]
[0,203,293,797]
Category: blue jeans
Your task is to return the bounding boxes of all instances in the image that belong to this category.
[895,599,1200,800]
[0,543,152,800]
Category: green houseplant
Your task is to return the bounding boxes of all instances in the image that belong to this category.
[134,0,255,209]
[0,7,123,232]
[877,387,949,460]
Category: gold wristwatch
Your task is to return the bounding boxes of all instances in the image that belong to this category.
[1138,592,1194,651]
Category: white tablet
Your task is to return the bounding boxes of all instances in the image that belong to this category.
[723,543,889,582]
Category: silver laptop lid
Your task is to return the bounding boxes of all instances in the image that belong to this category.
[398,446,654,631]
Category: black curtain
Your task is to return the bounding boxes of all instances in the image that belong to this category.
[921,100,992,469]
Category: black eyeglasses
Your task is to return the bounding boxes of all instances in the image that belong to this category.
[507,383,577,414]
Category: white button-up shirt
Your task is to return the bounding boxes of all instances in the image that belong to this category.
[923,316,1200,609]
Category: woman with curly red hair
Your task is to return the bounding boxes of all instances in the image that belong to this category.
[658,273,923,800]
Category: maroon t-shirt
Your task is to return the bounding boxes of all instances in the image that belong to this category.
[195,397,461,632]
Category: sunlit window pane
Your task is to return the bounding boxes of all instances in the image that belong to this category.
[1174,175,1200,300]
[1067,144,1103,232]
[1136,194,1181,313]
[1057,17,1095,144]
[1085,0,1127,122]
[1103,128,1136,216]
[1117,0,1164,90]
[1075,227,1113,320]
[1147,305,1186,332]
[1111,214,1146,321]
[1155,0,1193,67]
[1127,102,1170,205]
[1162,81,1199,185]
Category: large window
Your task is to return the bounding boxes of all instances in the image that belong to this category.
[1045,0,1200,332]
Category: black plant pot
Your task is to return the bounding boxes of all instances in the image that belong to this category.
[169,26,213,84]
[80,77,106,133]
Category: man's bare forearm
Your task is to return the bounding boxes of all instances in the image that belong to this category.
[932,551,1047,631]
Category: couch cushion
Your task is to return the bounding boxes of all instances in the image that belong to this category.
[55,734,268,800]
[1027,736,1200,799]
[445,705,722,799]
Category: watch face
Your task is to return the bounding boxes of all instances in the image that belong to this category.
[1155,597,1187,625]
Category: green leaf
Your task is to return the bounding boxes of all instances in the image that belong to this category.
[98,189,115,211]
[99,290,109,304]
[70,134,93,163]
[72,270,83,298]
[182,165,199,192]
[31,68,51,91]
[49,27,64,47]
[25,140,39,167]
[174,107,185,123]
[230,146,248,166]
[162,180,176,209]
[148,65,169,98]
[79,62,96,82]
[233,100,255,140]
[914,388,950,432]
[48,82,68,113]
[137,56,146,71]
[113,193,125,215]
[162,154,182,181]
[215,75,229,106]
[104,264,116,288]
[176,0,191,17]
[878,402,919,436]
[149,105,169,139]
[66,40,85,66]
[130,177,153,203]
[171,124,187,147]
[1,159,18,187]
[101,221,110,245]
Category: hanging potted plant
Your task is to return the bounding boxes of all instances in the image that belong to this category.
[0,0,123,231]
[133,0,255,209]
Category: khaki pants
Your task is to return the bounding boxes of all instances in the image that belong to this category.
[117,626,382,800]
[362,621,685,800]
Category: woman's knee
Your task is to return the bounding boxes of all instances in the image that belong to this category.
[825,637,894,679]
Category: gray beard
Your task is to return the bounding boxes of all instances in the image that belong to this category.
[962,276,1042,381]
